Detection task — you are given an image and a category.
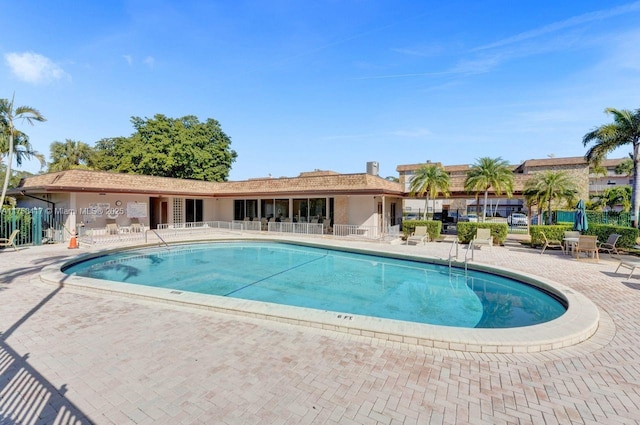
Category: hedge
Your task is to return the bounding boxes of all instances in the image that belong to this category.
[402,220,442,242]
[456,222,508,245]
[529,224,639,249]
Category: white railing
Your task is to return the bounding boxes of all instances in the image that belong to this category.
[80,228,145,245]
[267,221,325,235]
[78,220,402,245]
[232,220,262,232]
[332,224,381,240]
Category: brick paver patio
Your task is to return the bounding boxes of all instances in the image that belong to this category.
[1,233,640,424]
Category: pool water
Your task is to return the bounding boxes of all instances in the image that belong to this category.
[63,241,566,328]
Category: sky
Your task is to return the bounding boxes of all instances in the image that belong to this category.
[2,0,640,181]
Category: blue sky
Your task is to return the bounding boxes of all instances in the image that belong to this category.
[2,1,640,181]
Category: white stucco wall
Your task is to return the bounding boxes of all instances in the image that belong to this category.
[73,193,151,230]
[347,195,377,226]
[215,198,235,222]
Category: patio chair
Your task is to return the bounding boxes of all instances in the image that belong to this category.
[0,229,20,251]
[540,231,564,255]
[406,226,429,245]
[575,235,599,262]
[598,233,620,256]
[106,219,119,235]
[473,228,493,249]
[130,218,143,233]
[615,258,640,279]
[563,231,580,255]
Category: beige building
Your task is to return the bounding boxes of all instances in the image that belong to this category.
[397,156,627,218]
[12,156,629,238]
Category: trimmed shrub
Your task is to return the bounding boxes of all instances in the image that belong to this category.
[402,220,442,242]
[456,222,508,245]
[530,225,572,247]
[530,224,639,249]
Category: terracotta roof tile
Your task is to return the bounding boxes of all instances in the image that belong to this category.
[15,169,405,197]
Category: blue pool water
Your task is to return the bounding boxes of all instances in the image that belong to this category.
[63,241,566,328]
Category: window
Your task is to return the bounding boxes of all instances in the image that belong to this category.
[235,199,259,220]
[185,199,203,222]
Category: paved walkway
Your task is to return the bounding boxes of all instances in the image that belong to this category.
[1,234,640,424]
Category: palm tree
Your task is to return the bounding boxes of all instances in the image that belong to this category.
[523,171,578,225]
[464,157,514,222]
[1,130,45,169]
[408,164,450,220]
[0,96,46,207]
[591,163,607,196]
[615,157,633,177]
[583,108,640,226]
[48,139,95,172]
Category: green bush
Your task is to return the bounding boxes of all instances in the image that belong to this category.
[456,222,508,245]
[530,225,572,247]
[530,224,639,249]
[585,224,638,249]
[402,220,441,241]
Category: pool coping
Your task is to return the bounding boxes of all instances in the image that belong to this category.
[38,238,600,353]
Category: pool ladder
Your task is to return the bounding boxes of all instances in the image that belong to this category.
[448,239,472,272]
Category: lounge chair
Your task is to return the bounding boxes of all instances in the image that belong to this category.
[0,229,19,251]
[541,231,564,255]
[575,235,599,262]
[473,228,493,249]
[615,258,640,279]
[406,226,429,245]
[106,219,119,235]
[130,218,143,233]
[598,233,620,256]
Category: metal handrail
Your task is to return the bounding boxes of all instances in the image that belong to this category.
[464,241,474,271]
[448,239,459,268]
[145,229,170,249]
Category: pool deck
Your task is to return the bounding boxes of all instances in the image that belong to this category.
[1,232,640,424]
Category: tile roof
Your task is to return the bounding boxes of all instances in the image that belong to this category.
[14,169,405,198]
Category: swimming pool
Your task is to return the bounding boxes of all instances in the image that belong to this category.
[63,241,566,329]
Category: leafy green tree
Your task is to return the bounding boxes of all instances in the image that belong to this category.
[464,157,514,222]
[0,96,46,207]
[523,171,578,225]
[615,157,633,177]
[597,186,631,212]
[583,108,640,226]
[93,115,237,181]
[48,139,95,172]
[408,164,450,220]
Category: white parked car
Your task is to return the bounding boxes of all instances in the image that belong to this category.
[465,213,478,222]
[507,213,528,226]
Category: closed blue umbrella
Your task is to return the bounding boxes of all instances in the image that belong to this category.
[574,199,588,232]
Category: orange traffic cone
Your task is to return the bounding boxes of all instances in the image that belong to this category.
[68,229,79,249]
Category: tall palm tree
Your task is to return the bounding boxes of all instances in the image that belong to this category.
[591,163,607,196]
[464,157,514,222]
[1,130,45,168]
[0,96,46,207]
[523,171,578,225]
[408,164,450,220]
[583,108,640,226]
[48,139,95,172]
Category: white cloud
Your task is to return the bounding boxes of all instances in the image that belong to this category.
[5,52,69,84]
[474,1,640,52]
[123,54,133,65]
[143,56,155,67]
